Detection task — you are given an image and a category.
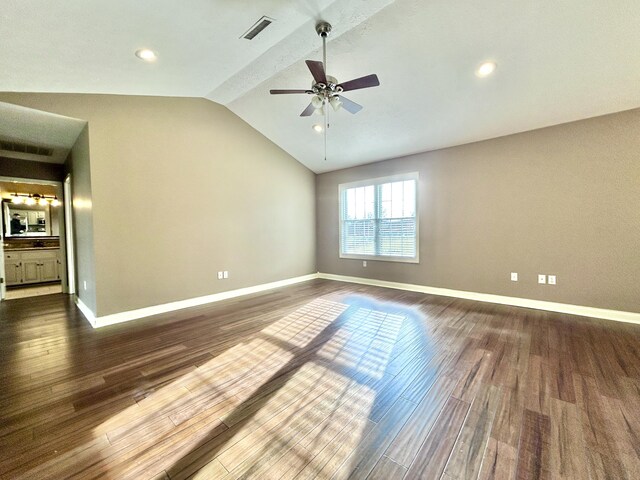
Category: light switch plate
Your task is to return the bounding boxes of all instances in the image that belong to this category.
[548,275,556,285]
[363,261,367,267]
[511,272,518,281]
[217,271,223,280]
[223,271,229,279]
[538,274,546,284]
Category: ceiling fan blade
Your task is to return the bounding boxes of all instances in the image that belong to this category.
[305,60,327,84]
[300,103,315,117]
[270,89,312,94]
[338,74,380,92]
[338,95,363,114]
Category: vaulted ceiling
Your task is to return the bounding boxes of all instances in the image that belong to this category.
[2,0,640,173]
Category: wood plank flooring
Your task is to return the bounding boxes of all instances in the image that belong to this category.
[1,279,639,479]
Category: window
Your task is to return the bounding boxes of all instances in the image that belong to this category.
[339,172,418,262]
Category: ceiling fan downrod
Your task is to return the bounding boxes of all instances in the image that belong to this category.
[316,22,332,161]
[316,21,332,75]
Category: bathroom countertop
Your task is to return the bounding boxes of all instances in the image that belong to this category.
[3,247,60,252]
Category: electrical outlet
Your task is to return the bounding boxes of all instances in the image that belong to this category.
[511,272,518,282]
[217,271,223,280]
[363,261,367,267]
[548,275,556,285]
[538,274,546,284]
[223,271,229,279]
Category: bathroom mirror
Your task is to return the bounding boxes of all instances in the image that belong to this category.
[2,200,58,237]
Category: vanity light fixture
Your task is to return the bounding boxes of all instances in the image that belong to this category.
[10,193,62,207]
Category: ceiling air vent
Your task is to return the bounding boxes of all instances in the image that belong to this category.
[0,140,53,157]
[242,16,274,40]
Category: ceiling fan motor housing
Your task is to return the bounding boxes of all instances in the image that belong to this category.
[312,75,341,104]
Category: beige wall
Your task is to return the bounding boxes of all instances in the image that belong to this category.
[4,92,638,316]
[65,126,97,312]
[317,108,640,313]
[0,157,65,182]
[0,93,316,316]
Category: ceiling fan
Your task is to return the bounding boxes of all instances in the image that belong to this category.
[269,21,380,159]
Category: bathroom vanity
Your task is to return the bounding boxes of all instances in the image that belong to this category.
[3,238,62,286]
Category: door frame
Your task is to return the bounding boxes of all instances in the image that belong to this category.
[63,174,76,294]
[0,215,4,300]
[0,176,70,300]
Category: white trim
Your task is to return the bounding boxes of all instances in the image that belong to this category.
[0,176,65,300]
[339,171,419,263]
[75,274,319,329]
[338,171,420,190]
[0,227,5,301]
[75,295,97,327]
[338,253,420,264]
[317,273,640,325]
[73,271,640,329]
[63,175,76,294]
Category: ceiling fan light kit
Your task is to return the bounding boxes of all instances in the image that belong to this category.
[269,21,381,160]
[329,95,342,111]
[311,95,324,109]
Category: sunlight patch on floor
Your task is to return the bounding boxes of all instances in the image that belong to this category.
[14,297,407,479]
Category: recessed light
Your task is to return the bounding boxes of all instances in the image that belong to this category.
[312,124,323,133]
[135,49,157,62]
[476,61,497,77]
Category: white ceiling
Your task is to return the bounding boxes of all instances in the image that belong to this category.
[2,0,640,173]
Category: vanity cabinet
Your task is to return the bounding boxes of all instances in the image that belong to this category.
[3,249,61,286]
[40,258,59,282]
[4,259,22,284]
[22,259,40,283]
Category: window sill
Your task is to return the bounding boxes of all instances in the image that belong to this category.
[339,253,419,264]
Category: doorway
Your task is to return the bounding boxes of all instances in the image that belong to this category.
[0,176,70,301]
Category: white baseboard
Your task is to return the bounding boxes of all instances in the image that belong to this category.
[74,271,640,328]
[317,273,640,325]
[76,274,319,329]
[75,296,97,327]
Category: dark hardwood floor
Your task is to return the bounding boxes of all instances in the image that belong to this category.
[1,279,639,479]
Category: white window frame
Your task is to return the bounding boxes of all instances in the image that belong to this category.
[338,172,419,263]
